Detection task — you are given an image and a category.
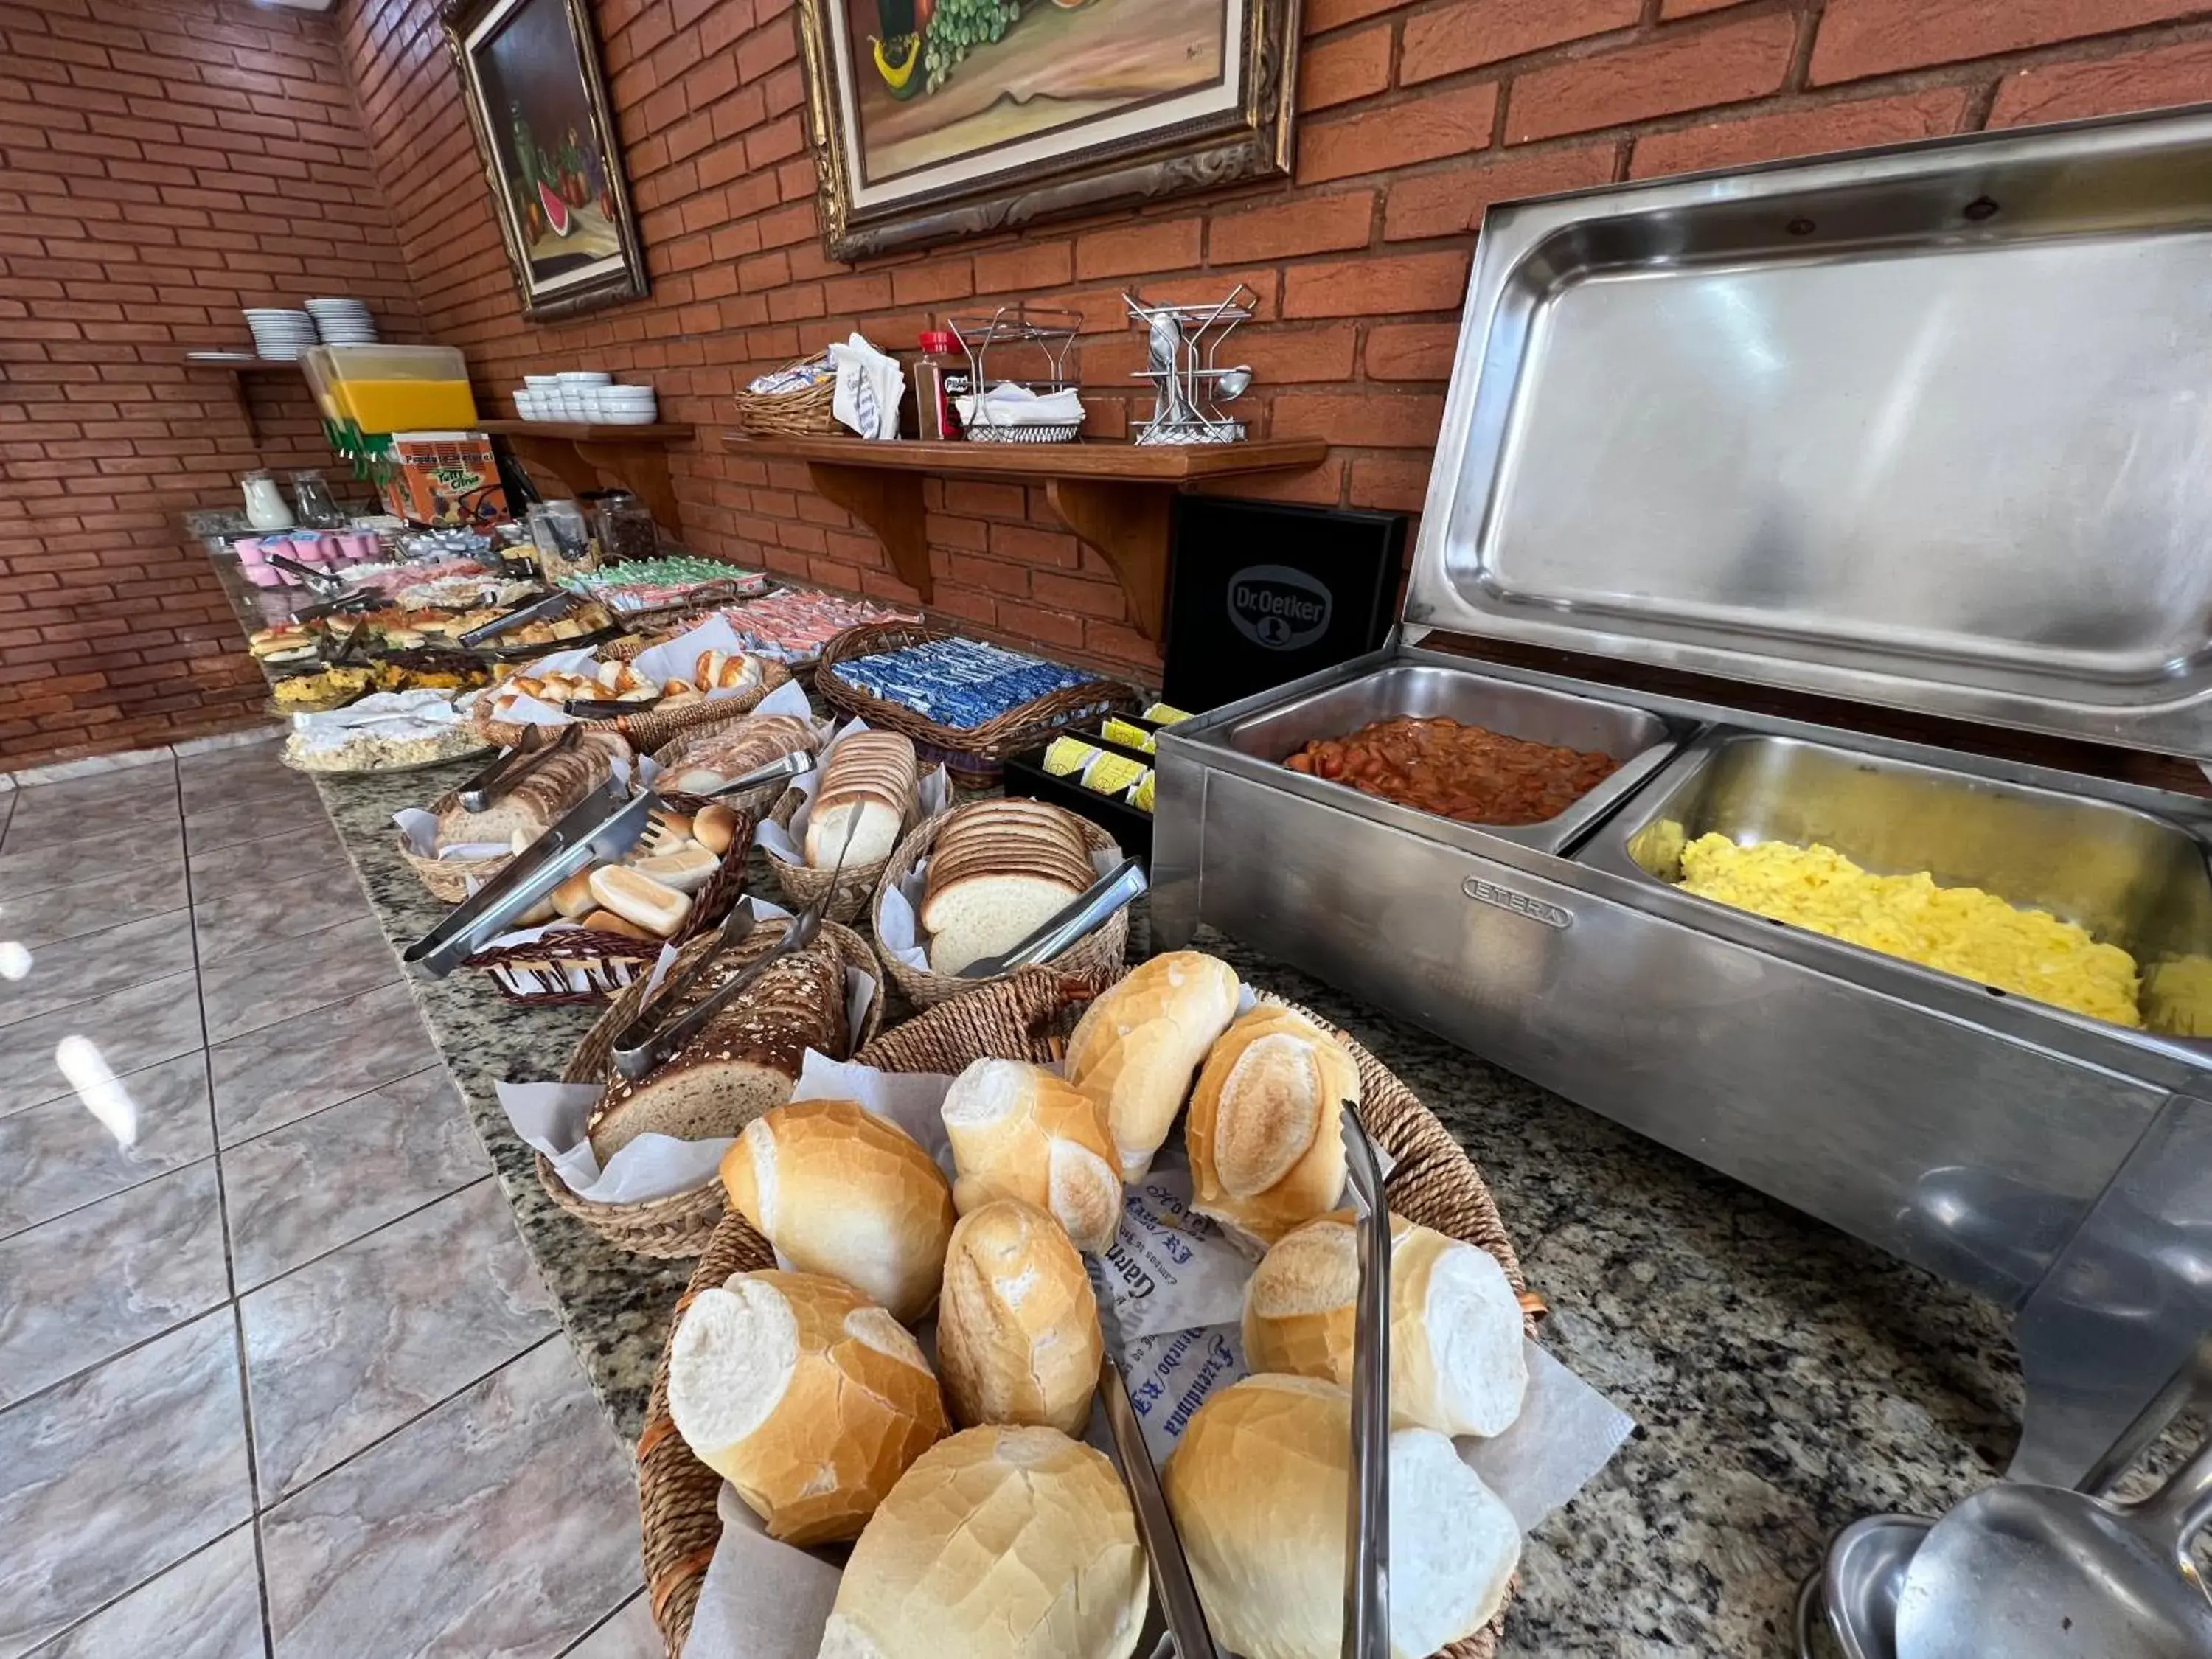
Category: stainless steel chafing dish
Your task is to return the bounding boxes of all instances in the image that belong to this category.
[1153,107,2212,1465]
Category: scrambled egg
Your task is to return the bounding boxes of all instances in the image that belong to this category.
[1676,834,2143,1028]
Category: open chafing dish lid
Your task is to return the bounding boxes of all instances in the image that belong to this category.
[1405,104,2212,761]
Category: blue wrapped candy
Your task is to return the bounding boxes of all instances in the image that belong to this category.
[830,638,1097,729]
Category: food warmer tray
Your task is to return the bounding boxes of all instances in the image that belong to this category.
[1153,106,2212,1414]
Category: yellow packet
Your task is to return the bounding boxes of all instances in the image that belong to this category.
[1127,770,1155,813]
[1100,717,1155,754]
[1082,751,1147,796]
[1141,702,1194,726]
[1043,736,1099,777]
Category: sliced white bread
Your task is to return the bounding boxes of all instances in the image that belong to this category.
[925,874,1086,976]
[819,1425,1147,1659]
[940,1058,1121,1253]
[1162,1374,1520,1659]
[1242,1210,1528,1438]
[1063,951,1242,1181]
[667,1269,946,1545]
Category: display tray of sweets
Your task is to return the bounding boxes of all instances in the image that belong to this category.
[560,554,769,616]
[713,588,919,665]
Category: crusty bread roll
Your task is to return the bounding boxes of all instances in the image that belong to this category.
[578,908,653,942]
[940,1059,1122,1253]
[1186,1005,1355,1247]
[818,1425,1147,1659]
[1063,952,1240,1182]
[551,868,599,919]
[1242,1211,1528,1438]
[667,1269,946,1545]
[722,1099,956,1324]
[937,1200,1103,1434]
[1163,1374,1520,1659]
[628,841,719,894]
[694,801,741,855]
[588,863,692,939]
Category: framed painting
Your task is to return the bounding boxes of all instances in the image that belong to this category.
[442,0,648,321]
[796,0,1299,260]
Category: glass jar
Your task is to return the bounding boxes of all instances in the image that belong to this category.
[528,500,597,583]
[291,470,343,528]
[588,490,656,563]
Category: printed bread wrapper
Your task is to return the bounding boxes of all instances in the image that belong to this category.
[877,845,1141,973]
[679,1037,1638,1659]
[754,717,952,866]
[495,905,880,1203]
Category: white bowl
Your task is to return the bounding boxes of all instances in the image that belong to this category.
[557,371,613,386]
[600,388,657,403]
[524,375,560,389]
[598,408,659,424]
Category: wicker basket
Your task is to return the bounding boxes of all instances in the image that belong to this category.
[538,912,885,1256]
[474,658,793,751]
[734,359,838,437]
[459,801,756,1007]
[761,765,948,926]
[634,975,1538,1658]
[397,827,512,905]
[870,805,1129,1009]
[815,621,1141,788]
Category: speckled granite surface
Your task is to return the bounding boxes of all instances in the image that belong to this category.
[212,558,2025,1657]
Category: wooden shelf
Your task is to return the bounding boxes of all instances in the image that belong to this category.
[721,434,1329,641]
[480,420,698,540]
[184,355,307,444]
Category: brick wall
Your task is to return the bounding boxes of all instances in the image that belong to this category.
[332,0,2212,685]
[0,0,422,768]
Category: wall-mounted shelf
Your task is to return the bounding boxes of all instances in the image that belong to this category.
[719,433,1329,641]
[183,356,305,445]
[479,419,697,539]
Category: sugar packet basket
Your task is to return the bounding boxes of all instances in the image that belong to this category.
[633,967,1537,1658]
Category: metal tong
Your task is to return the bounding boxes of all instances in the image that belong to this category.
[265,552,345,596]
[1098,1356,1223,1659]
[457,588,563,649]
[608,811,861,1079]
[1342,1101,1391,1659]
[455,723,580,813]
[686,748,813,801]
[959,857,1147,978]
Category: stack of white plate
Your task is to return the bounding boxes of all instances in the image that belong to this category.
[242,308,318,361]
[304,297,378,343]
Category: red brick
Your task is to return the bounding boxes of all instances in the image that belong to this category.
[1304,0,1405,38]
[974,240,1074,293]
[1074,218,1203,279]
[1299,83,1499,184]
[1813,0,2199,84]
[1631,88,1970,176]
[1299,26,1391,111]
[1382,141,1615,239]
[1032,569,1127,621]
[1364,321,1461,380]
[1506,11,1798,143]
[1272,391,1444,448]
[1208,190,1373,262]
[1402,0,1639,86]
[1989,38,2212,128]
[1663,0,1752,13]
[1282,251,1470,317]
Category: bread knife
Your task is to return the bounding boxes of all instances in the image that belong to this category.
[1341,1102,1391,1659]
[456,723,580,813]
[1098,1356,1223,1659]
[959,857,1146,978]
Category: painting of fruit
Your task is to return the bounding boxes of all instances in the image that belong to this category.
[445,0,647,319]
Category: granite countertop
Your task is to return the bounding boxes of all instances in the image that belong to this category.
[209,558,2024,1656]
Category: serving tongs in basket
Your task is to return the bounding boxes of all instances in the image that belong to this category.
[456,723,580,813]
[1342,1102,1392,1659]
[609,812,861,1079]
[959,857,1146,978]
[265,552,346,597]
[402,777,640,977]
[456,588,561,649]
[1099,1356,1222,1659]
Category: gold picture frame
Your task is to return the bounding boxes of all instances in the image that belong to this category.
[797,0,1298,262]
[442,0,649,321]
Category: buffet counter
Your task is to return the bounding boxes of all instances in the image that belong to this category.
[204,543,2023,1656]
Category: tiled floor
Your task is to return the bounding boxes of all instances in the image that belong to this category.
[0,740,655,1659]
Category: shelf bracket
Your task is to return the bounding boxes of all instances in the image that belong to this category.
[1043,477,1174,641]
[502,433,685,539]
[807,461,933,603]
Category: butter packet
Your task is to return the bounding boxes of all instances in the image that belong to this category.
[1100,717,1156,754]
[1082,750,1147,796]
[1043,735,1099,777]
[1127,769,1155,813]
[1140,701,1195,726]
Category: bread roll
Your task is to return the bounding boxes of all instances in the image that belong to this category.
[694,801,741,855]
[937,1200,1102,1434]
[578,908,653,942]
[940,1059,1121,1253]
[1163,1374,1520,1659]
[818,1425,1147,1659]
[1186,1006,1356,1246]
[668,1269,947,1545]
[629,842,719,894]
[551,868,599,919]
[1064,953,1241,1181]
[722,1099,956,1324]
[1242,1211,1528,1438]
[588,864,692,938]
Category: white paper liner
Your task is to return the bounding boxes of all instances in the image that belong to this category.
[494,901,879,1204]
[878,845,1142,973]
[680,1035,1636,1659]
[752,717,952,866]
